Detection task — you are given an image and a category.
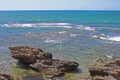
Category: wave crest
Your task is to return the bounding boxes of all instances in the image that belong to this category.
[76,25,96,31]
[1,23,97,31]
[2,23,72,28]
[91,34,120,42]
[44,39,62,43]
[100,36,120,42]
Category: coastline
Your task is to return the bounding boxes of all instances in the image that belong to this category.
[0,11,120,80]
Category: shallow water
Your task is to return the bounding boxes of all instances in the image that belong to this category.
[0,11,120,79]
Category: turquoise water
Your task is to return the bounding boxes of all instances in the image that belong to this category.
[0,11,120,79]
[0,11,120,24]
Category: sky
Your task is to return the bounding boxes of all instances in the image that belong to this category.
[0,0,120,10]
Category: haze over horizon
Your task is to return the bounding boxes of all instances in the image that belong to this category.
[0,0,120,10]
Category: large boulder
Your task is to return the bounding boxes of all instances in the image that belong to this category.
[89,60,120,80]
[9,46,79,78]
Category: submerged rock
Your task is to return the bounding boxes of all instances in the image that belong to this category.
[23,73,44,80]
[0,73,14,80]
[89,60,120,80]
[9,46,79,78]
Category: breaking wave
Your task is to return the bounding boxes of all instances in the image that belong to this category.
[100,36,120,42]
[44,39,62,43]
[1,23,72,28]
[76,25,96,31]
[70,34,77,37]
[1,23,97,31]
[2,22,119,42]
[90,26,120,42]
[91,34,120,42]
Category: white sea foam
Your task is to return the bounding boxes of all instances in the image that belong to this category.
[100,36,120,42]
[56,23,71,25]
[60,26,72,28]
[21,24,33,27]
[36,23,71,26]
[2,23,72,28]
[3,24,33,27]
[106,55,113,59]
[91,33,120,42]
[70,34,77,37]
[58,31,67,34]
[97,27,120,31]
[44,39,62,43]
[107,36,120,42]
[91,35,99,38]
[2,23,97,31]
[99,37,107,40]
[76,25,96,31]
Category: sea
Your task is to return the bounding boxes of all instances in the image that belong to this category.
[0,10,120,79]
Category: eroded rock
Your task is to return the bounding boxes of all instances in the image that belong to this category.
[9,46,79,78]
[89,60,120,80]
[9,46,44,64]
[0,73,14,80]
[30,59,78,77]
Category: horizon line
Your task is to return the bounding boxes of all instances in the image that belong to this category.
[0,10,120,11]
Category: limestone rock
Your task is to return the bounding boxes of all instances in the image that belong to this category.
[30,59,78,77]
[9,46,79,78]
[9,46,44,64]
[89,60,120,80]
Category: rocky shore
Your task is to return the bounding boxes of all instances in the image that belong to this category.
[0,45,119,80]
[9,46,79,79]
[89,59,120,80]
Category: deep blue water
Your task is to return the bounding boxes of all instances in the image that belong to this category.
[0,10,120,79]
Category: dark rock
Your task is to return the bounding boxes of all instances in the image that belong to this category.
[36,52,52,60]
[0,73,14,80]
[105,60,120,67]
[92,76,117,80]
[9,46,79,78]
[36,52,53,65]
[89,67,109,77]
[51,59,79,71]
[9,46,44,64]
[89,60,120,80]
[30,59,78,77]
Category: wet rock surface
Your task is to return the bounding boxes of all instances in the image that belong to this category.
[89,60,120,80]
[0,73,14,80]
[9,46,79,78]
